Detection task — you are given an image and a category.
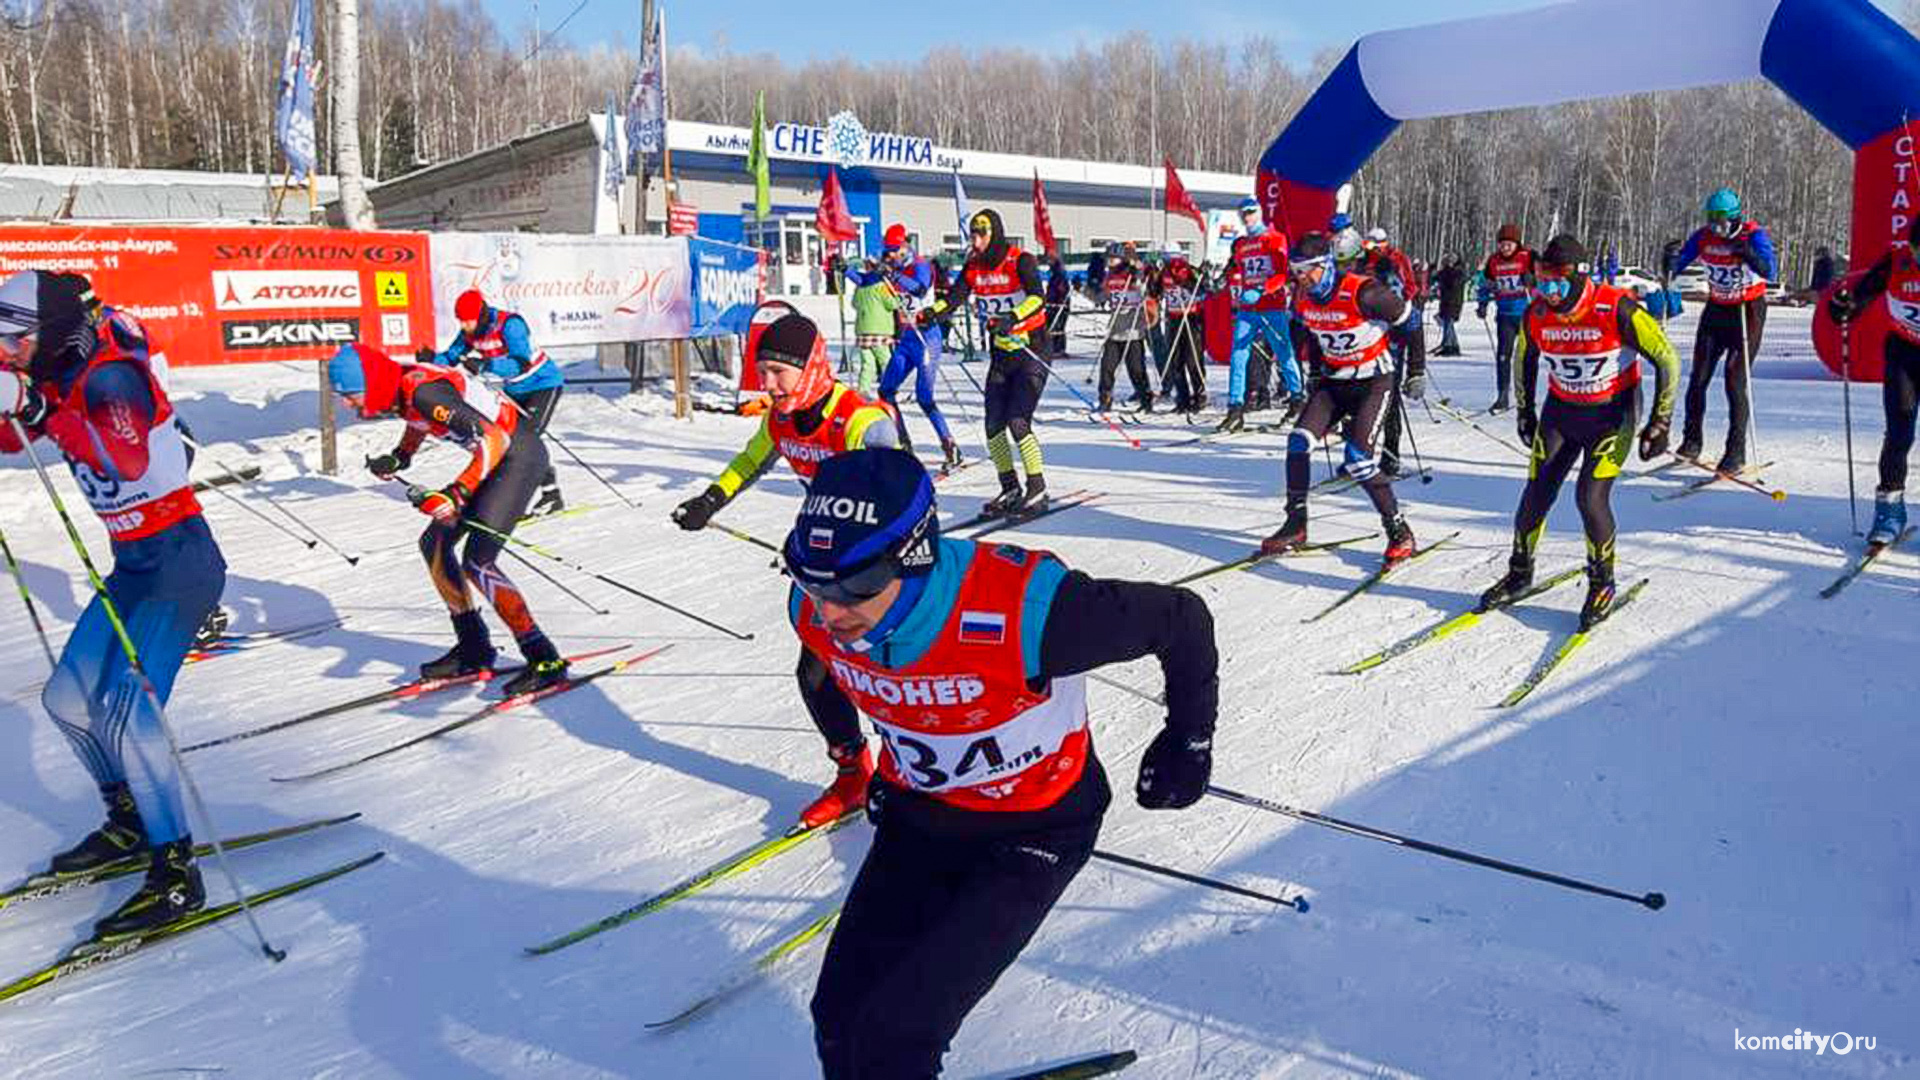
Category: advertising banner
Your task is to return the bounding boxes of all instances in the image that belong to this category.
[687,237,764,339]
[0,226,434,365]
[428,232,692,345]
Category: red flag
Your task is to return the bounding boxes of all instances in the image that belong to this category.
[815,167,857,245]
[1163,156,1204,229]
[1031,170,1058,258]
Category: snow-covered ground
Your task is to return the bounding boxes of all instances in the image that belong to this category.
[0,305,1913,1079]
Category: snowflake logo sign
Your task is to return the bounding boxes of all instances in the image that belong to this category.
[826,111,868,169]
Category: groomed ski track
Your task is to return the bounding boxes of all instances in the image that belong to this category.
[0,306,1912,1077]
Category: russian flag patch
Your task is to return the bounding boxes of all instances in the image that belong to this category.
[809,527,835,550]
[958,610,1006,644]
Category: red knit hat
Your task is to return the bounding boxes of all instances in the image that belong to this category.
[454,289,486,322]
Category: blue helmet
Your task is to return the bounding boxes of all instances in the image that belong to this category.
[783,449,939,605]
[1239,196,1260,216]
[1704,187,1742,220]
[326,345,364,396]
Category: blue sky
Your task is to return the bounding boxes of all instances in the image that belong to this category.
[498,0,1910,64]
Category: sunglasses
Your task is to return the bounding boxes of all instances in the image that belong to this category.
[788,556,900,606]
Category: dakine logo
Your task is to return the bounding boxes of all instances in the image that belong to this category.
[1541,326,1604,343]
[222,317,360,351]
[212,271,362,311]
[829,659,986,707]
[802,494,879,523]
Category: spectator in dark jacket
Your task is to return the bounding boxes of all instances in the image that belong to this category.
[1045,256,1072,356]
[1433,254,1467,356]
[1809,246,1836,297]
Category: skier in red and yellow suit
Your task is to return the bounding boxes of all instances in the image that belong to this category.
[670,305,901,828]
[785,448,1219,1079]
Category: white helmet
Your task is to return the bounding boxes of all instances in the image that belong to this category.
[1366,227,1388,244]
[1160,241,1184,258]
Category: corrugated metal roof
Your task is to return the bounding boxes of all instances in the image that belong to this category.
[0,164,340,225]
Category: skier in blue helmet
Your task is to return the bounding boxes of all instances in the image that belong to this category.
[1663,186,1778,473]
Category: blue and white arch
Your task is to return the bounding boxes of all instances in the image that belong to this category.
[1255,0,1920,380]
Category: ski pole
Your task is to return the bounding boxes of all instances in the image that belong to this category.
[1016,344,1143,450]
[1088,671,1164,706]
[195,470,320,552]
[498,542,610,615]
[8,417,288,961]
[543,428,641,511]
[1391,364,1435,485]
[1091,848,1308,912]
[1432,399,1530,460]
[0,525,59,669]
[391,478,755,641]
[1839,301,1860,534]
[1737,299,1762,468]
[710,520,781,554]
[1206,783,1665,911]
[180,432,359,565]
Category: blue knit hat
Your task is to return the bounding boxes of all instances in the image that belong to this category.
[784,449,938,601]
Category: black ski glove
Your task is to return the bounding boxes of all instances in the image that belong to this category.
[1402,373,1427,402]
[1638,416,1671,461]
[459,351,488,375]
[365,449,412,479]
[1828,288,1857,324]
[413,347,436,364]
[1516,406,1538,448]
[671,485,727,531]
[0,370,49,426]
[1136,726,1212,810]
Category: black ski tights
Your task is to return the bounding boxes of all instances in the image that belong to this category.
[1879,335,1920,492]
[1512,391,1637,567]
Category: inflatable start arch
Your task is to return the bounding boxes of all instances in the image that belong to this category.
[1256,0,1920,381]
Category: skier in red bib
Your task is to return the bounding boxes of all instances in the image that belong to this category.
[787,449,1219,1079]
[1263,231,1422,566]
[671,305,901,828]
[1476,235,1680,629]
[0,270,224,938]
[1828,215,1920,546]
[1664,187,1778,473]
[327,342,570,696]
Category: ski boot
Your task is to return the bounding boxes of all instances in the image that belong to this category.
[1383,516,1417,566]
[421,611,497,679]
[93,839,204,940]
[1135,392,1155,415]
[1714,444,1747,477]
[1489,395,1511,415]
[192,607,230,651]
[1676,429,1703,463]
[529,484,566,518]
[48,783,147,876]
[1379,451,1405,480]
[1095,393,1114,414]
[982,473,1025,518]
[1215,405,1246,434]
[1579,559,1617,631]
[1868,489,1907,548]
[501,632,569,697]
[940,438,963,473]
[1279,393,1308,427]
[1259,502,1308,556]
[1016,474,1049,516]
[1249,389,1273,413]
[798,740,874,830]
[1476,553,1535,612]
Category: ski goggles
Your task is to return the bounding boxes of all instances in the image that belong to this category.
[1533,266,1576,303]
[786,554,900,606]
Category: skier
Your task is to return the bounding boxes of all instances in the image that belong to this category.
[1263,232,1422,565]
[1664,187,1778,473]
[1044,253,1072,357]
[1220,196,1302,432]
[326,341,571,695]
[670,304,901,828]
[1153,242,1208,413]
[1433,253,1467,356]
[0,270,223,937]
[1477,235,1680,629]
[870,225,961,470]
[1096,241,1153,413]
[430,289,568,515]
[844,258,898,397]
[786,448,1218,1080]
[926,208,1051,517]
[1476,223,1535,413]
[1827,218,1920,544]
